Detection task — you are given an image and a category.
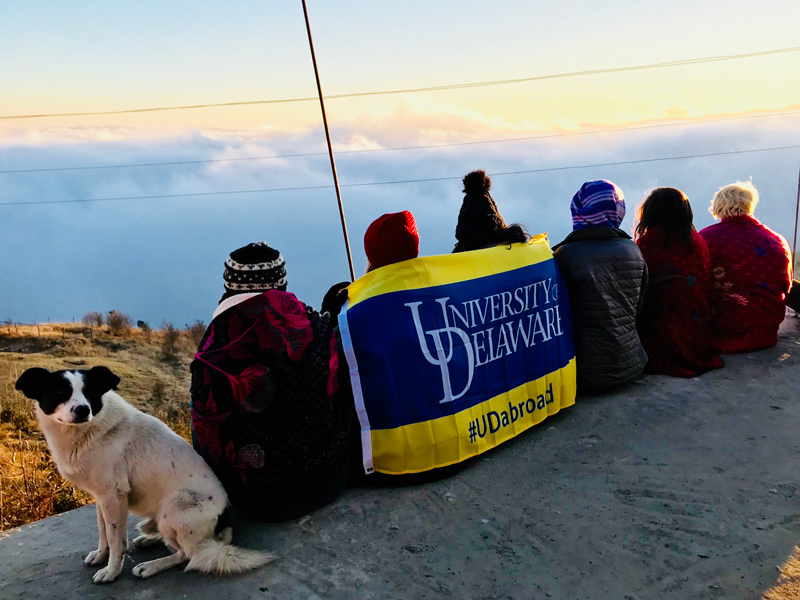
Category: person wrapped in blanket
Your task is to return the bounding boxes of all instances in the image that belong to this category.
[325,211,471,484]
[634,187,724,378]
[699,181,793,353]
[190,242,353,522]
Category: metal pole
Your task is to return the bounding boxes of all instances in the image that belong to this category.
[793,162,800,275]
[301,0,356,282]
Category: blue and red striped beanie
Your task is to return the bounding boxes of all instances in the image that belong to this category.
[570,179,626,231]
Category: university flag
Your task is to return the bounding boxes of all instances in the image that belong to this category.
[339,236,577,475]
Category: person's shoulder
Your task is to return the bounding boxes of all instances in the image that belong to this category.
[698,222,721,235]
[552,240,576,258]
[609,231,640,249]
[754,219,790,248]
[635,226,656,241]
[727,217,791,253]
[552,245,568,266]
[690,228,710,249]
[552,240,578,272]
[617,237,646,260]
[635,226,665,251]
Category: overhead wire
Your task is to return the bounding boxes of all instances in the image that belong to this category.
[1,45,799,120]
[2,109,799,175]
[2,143,798,208]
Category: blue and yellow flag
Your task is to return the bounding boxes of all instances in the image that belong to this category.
[339,236,576,475]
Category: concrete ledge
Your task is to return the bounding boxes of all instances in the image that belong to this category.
[2,318,799,599]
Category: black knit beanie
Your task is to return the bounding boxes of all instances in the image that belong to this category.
[220,242,287,303]
[455,170,507,243]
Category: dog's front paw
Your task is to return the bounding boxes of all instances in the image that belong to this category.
[132,562,158,579]
[84,549,109,566]
[92,564,121,584]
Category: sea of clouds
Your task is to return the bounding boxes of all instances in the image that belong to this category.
[1,108,798,326]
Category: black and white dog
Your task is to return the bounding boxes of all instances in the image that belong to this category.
[15,366,275,584]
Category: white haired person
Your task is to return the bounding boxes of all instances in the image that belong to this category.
[190,242,353,522]
[699,182,793,353]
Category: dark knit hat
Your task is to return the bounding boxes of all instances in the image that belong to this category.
[364,211,420,270]
[221,242,286,302]
[455,170,507,243]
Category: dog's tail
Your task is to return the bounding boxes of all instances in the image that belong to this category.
[185,538,276,575]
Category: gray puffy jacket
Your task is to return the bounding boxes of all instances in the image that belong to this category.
[553,227,648,391]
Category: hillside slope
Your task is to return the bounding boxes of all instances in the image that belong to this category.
[0,323,196,530]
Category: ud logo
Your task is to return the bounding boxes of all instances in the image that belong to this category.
[405,298,475,404]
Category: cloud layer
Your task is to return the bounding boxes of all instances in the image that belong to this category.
[1,108,798,326]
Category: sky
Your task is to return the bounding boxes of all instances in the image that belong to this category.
[1,1,799,325]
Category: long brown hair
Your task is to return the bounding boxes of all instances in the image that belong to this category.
[635,187,695,253]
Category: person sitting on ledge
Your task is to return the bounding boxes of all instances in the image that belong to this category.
[699,181,793,353]
[452,170,528,253]
[634,187,724,378]
[553,179,648,393]
[190,242,353,522]
[323,211,431,483]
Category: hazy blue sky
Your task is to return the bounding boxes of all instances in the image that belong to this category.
[1,1,799,325]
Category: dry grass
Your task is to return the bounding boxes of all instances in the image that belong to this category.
[764,546,800,599]
[0,321,201,531]
[0,428,92,530]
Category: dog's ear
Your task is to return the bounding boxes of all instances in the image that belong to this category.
[86,366,121,394]
[15,368,53,401]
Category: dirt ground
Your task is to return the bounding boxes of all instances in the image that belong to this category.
[1,317,799,600]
